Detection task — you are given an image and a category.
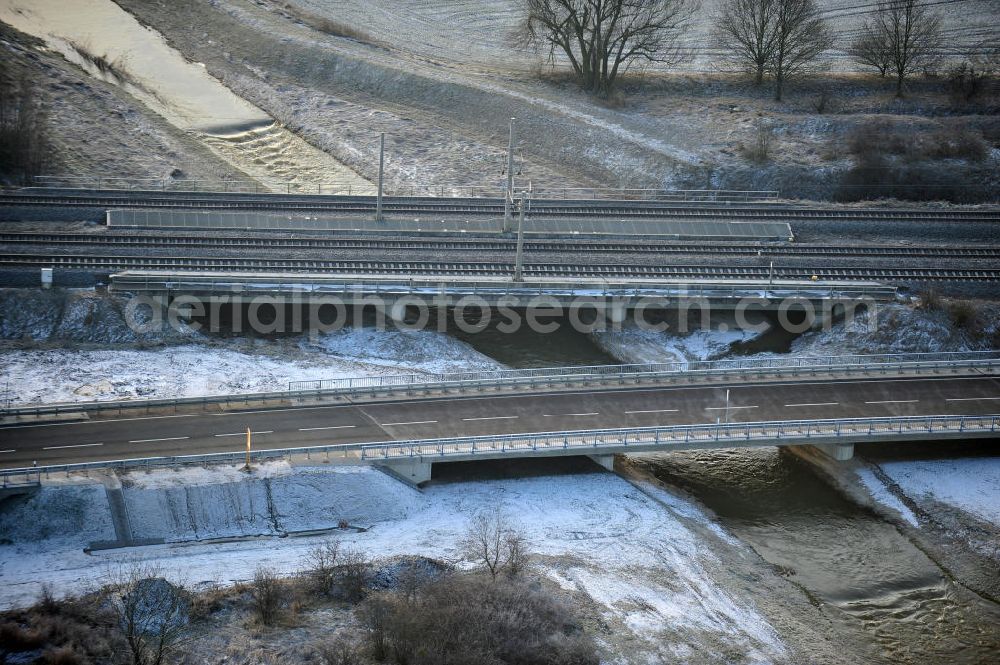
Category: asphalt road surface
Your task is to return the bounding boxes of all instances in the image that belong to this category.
[2,375,999,469]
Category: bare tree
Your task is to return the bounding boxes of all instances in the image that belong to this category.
[105,563,190,665]
[713,0,779,85]
[460,506,530,581]
[851,0,943,97]
[515,0,698,96]
[849,26,892,77]
[771,0,830,101]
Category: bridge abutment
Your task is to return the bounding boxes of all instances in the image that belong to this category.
[380,459,433,486]
[810,442,855,461]
[589,454,616,472]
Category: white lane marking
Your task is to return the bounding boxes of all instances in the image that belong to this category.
[865,400,919,405]
[298,425,358,431]
[461,416,519,421]
[706,405,758,410]
[0,449,16,454]
[215,431,273,437]
[543,412,599,417]
[43,442,103,450]
[129,436,189,443]
[213,405,350,416]
[624,409,679,414]
[945,397,1000,402]
[7,376,991,431]
[381,420,438,426]
[785,402,839,407]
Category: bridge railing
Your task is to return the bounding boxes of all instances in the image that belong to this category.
[3,414,997,486]
[289,350,1000,392]
[2,351,997,422]
[359,414,1000,461]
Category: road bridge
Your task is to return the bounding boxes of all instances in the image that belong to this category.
[2,372,998,484]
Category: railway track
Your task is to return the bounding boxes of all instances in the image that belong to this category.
[1,232,999,259]
[3,192,999,222]
[2,253,997,281]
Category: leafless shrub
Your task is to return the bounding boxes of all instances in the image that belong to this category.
[337,549,371,603]
[918,287,941,310]
[743,120,774,163]
[811,87,832,113]
[306,540,341,595]
[846,119,987,164]
[40,645,86,665]
[316,639,364,665]
[280,4,375,44]
[0,619,47,650]
[359,575,597,665]
[250,566,283,626]
[0,592,122,663]
[948,300,981,334]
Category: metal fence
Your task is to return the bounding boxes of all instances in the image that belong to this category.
[1,351,995,423]
[3,414,997,486]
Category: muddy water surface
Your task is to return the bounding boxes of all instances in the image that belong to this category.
[634,448,1000,664]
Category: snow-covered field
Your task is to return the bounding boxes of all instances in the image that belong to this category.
[0,463,788,662]
[1,327,503,405]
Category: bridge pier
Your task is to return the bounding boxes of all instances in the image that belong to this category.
[589,454,616,472]
[810,442,855,461]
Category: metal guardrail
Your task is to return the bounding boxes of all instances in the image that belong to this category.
[1,352,996,422]
[359,415,1000,461]
[290,351,1000,392]
[3,414,997,486]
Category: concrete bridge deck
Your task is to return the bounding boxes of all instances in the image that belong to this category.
[2,374,998,478]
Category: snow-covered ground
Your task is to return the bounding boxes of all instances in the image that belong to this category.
[592,317,766,366]
[1,298,504,405]
[0,463,789,663]
[875,458,1000,528]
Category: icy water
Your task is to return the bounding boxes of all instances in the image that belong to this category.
[634,448,1000,664]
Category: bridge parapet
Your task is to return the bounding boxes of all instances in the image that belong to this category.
[364,414,1000,482]
[109,271,896,309]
